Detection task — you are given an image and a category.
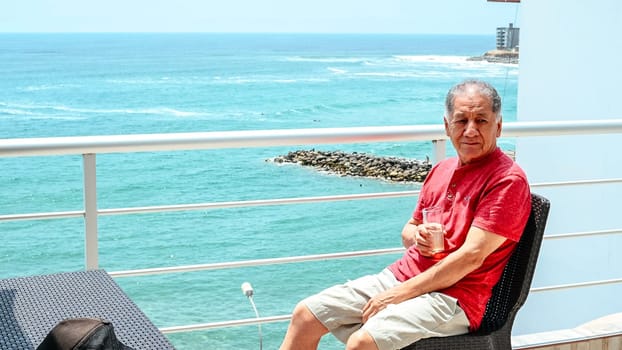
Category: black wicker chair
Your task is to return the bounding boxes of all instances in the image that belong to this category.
[402,193,550,350]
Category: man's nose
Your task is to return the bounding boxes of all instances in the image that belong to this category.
[464,120,478,136]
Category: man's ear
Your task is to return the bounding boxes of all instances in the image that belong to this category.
[444,116,450,136]
[496,116,503,137]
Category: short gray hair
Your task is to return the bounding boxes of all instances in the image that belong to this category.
[445,80,502,119]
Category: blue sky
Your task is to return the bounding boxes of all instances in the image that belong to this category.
[0,0,519,34]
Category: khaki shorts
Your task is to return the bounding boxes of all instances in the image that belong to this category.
[303,268,470,350]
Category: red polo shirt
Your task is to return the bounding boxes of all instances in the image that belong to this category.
[388,147,531,330]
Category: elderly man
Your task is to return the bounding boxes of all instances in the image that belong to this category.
[279,80,531,350]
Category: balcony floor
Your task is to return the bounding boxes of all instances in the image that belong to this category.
[512,313,622,349]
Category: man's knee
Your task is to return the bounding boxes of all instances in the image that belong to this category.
[291,301,328,331]
[281,301,327,350]
[346,329,378,350]
[291,301,314,323]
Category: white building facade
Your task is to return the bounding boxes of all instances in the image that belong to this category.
[514,0,622,335]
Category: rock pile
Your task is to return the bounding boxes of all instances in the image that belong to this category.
[271,149,432,183]
[467,49,519,64]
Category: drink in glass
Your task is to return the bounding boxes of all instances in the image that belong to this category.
[422,206,445,253]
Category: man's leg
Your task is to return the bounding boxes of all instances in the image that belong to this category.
[279,301,329,350]
[280,269,399,349]
[360,292,469,350]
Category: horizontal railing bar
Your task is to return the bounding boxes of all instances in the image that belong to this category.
[108,226,622,278]
[531,278,622,293]
[158,277,622,334]
[109,248,405,278]
[3,178,622,222]
[159,276,622,334]
[544,228,622,240]
[97,178,618,216]
[531,178,622,188]
[0,210,84,222]
[160,321,622,348]
[159,314,292,334]
[501,119,622,137]
[0,125,445,157]
[99,191,420,216]
[1,120,622,158]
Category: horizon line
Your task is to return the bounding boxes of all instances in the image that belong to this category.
[0,31,497,36]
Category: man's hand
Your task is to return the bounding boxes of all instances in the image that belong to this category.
[414,225,443,257]
[362,287,409,323]
[403,218,442,257]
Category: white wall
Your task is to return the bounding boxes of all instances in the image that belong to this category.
[514,0,622,335]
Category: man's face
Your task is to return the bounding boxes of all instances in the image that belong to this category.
[444,91,502,165]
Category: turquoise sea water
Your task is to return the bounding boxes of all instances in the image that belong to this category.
[0,34,518,349]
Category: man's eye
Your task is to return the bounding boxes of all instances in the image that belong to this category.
[454,119,467,124]
[477,119,488,123]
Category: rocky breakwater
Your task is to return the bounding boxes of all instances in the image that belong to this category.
[271,149,432,183]
[468,49,519,64]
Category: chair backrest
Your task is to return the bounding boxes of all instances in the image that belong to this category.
[476,192,550,334]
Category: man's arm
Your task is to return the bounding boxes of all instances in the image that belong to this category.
[363,226,507,322]
[403,218,453,256]
[401,218,421,248]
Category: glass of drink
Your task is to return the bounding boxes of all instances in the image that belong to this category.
[422,206,445,253]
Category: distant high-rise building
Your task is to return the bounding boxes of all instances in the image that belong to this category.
[496,23,520,50]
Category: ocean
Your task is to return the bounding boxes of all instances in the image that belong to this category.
[0,33,518,349]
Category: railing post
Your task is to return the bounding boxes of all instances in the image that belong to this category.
[432,139,446,164]
[83,153,99,270]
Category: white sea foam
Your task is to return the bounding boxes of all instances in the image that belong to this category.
[304,54,520,80]
[95,107,204,118]
[18,83,81,91]
[273,79,299,84]
[141,107,202,117]
[109,75,332,87]
[0,102,76,113]
[354,72,419,78]
[392,55,518,75]
[393,55,471,64]
[30,115,85,121]
[327,67,347,74]
[0,107,36,116]
[19,85,56,91]
[352,71,459,79]
[0,105,85,120]
[211,76,329,85]
[284,56,368,63]
[106,77,188,85]
[0,101,204,119]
